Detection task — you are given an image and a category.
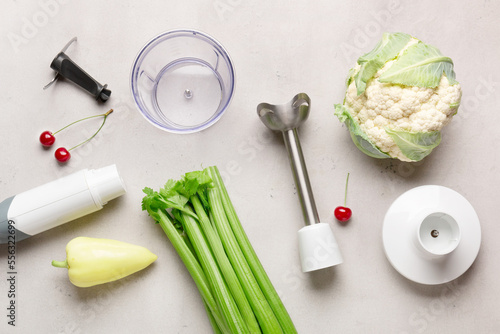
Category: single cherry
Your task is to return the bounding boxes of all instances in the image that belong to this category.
[40,131,56,147]
[55,147,71,163]
[334,206,352,222]
[334,173,352,223]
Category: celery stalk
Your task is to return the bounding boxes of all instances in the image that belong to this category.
[181,211,250,334]
[142,167,297,334]
[153,209,230,334]
[204,300,224,334]
[191,196,262,334]
[207,169,283,334]
[209,167,298,334]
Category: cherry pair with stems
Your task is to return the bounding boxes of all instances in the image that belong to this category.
[39,109,113,162]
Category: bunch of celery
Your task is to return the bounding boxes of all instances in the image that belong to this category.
[142,166,296,334]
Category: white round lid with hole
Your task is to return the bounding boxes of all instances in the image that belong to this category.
[382,185,481,285]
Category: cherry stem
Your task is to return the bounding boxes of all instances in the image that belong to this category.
[53,109,113,136]
[68,109,113,152]
[344,172,350,207]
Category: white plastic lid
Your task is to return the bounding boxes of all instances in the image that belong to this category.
[85,165,126,205]
[298,223,343,272]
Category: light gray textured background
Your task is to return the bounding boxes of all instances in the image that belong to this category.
[1,1,499,333]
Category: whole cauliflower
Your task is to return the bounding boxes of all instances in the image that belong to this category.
[335,32,462,162]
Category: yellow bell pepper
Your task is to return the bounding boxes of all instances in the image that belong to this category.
[52,237,158,288]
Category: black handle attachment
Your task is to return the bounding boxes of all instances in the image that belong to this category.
[43,37,111,102]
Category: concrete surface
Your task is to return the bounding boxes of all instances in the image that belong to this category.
[1,1,499,333]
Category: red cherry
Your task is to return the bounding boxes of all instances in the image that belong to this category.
[335,173,352,223]
[334,206,352,222]
[55,147,71,162]
[40,131,56,147]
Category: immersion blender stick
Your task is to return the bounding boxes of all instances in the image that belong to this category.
[257,93,343,272]
[282,128,320,226]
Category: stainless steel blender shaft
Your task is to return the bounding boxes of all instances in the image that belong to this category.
[282,128,320,226]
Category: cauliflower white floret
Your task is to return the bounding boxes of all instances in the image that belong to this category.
[335,32,462,162]
[344,75,461,161]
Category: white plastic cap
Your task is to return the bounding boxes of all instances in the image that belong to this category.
[85,165,126,205]
[298,223,343,272]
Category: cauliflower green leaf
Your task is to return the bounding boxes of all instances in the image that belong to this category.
[379,42,458,88]
[354,32,411,95]
[385,128,441,161]
[334,104,390,159]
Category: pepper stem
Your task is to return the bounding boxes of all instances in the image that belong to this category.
[344,173,350,207]
[51,260,68,268]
